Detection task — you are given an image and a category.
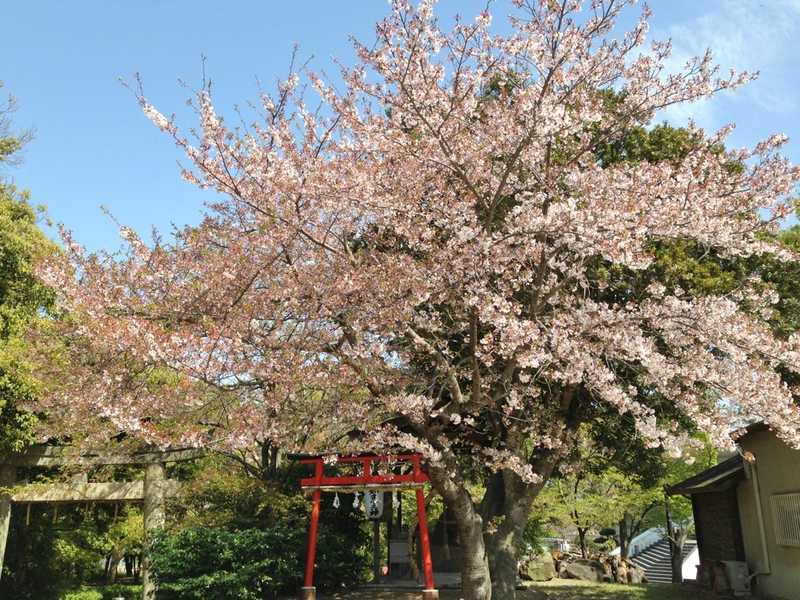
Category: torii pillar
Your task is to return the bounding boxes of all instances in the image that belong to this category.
[142,462,166,600]
[0,464,16,581]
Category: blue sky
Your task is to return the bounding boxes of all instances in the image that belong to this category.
[2,0,799,251]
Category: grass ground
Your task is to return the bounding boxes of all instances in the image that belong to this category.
[526,579,723,599]
[321,580,724,600]
[60,583,143,600]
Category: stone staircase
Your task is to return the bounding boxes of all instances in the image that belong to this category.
[630,539,697,584]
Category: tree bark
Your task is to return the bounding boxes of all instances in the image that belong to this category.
[577,528,588,558]
[670,543,683,584]
[485,461,553,599]
[669,528,688,584]
[372,520,382,581]
[665,495,685,584]
[619,512,631,559]
[108,551,123,583]
[488,530,518,600]
[407,519,421,582]
[427,456,492,600]
[417,391,571,599]
[424,470,548,600]
[458,511,493,600]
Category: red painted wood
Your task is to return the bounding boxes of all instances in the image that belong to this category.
[297,453,424,465]
[415,487,436,591]
[297,453,436,595]
[299,472,428,487]
[303,461,323,587]
[304,489,321,587]
[298,453,429,488]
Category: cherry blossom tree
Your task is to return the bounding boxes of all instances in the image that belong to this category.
[33,1,800,598]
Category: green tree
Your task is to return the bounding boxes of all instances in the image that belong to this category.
[159,456,372,594]
[536,466,631,558]
[0,80,33,170]
[0,82,56,452]
[103,507,143,583]
[535,435,717,560]
[0,184,57,452]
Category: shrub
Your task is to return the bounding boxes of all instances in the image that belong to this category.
[159,460,372,594]
[149,527,301,599]
[60,589,103,600]
[58,583,142,600]
[1,504,110,599]
[100,583,143,599]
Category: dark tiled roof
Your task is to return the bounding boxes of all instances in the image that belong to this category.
[665,454,744,496]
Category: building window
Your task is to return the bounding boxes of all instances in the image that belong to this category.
[770,492,800,547]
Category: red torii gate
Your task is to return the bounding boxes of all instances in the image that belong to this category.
[296,453,438,600]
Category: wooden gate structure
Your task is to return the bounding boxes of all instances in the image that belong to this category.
[296,453,439,600]
[0,445,203,600]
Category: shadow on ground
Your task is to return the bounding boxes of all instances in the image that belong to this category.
[320,591,542,600]
[319,579,724,600]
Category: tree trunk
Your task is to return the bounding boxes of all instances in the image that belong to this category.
[578,528,588,558]
[418,413,566,599]
[108,551,123,583]
[427,457,492,600]
[260,442,279,479]
[407,519,421,582]
[459,513,493,600]
[619,512,632,559]
[373,520,382,582]
[269,446,279,474]
[485,469,548,600]
[664,494,685,584]
[488,528,520,600]
[670,529,687,584]
[670,539,683,584]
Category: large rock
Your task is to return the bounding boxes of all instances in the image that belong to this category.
[519,552,557,581]
[562,558,605,582]
[614,558,629,584]
[628,563,647,584]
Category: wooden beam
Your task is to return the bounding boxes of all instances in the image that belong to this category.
[2,445,206,467]
[10,479,181,503]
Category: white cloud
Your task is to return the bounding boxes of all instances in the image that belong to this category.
[652,0,800,130]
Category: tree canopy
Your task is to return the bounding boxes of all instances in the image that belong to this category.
[0,82,55,452]
[32,1,800,598]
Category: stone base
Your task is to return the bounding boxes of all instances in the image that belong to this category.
[422,590,439,600]
[298,586,316,600]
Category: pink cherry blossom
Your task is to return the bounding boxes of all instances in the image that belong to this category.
[31,2,800,597]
